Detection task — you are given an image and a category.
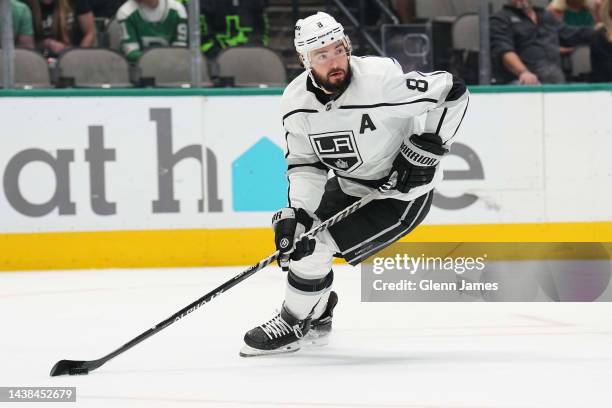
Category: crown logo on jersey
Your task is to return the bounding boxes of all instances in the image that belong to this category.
[334,159,349,169]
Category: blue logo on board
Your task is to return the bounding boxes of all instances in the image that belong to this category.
[232,137,288,211]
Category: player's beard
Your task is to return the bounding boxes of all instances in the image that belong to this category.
[312,63,352,95]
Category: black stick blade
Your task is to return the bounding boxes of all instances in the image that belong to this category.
[50,360,91,376]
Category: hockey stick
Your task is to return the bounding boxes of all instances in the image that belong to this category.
[50,182,393,376]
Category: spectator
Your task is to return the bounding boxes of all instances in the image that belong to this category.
[590,0,612,81]
[116,0,187,62]
[548,0,602,27]
[548,0,602,57]
[24,0,96,56]
[89,0,125,19]
[185,0,269,57]
[0,0,35,49]
[490,0,594,84]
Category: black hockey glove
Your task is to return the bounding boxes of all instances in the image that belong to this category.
[388,133,448,194]
[272,207,317,270]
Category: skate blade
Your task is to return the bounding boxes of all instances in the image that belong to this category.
[239,343,300,358]
[300,333,330,348]
[299,330,331,347]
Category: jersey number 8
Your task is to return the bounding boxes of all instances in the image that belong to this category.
[406,79,429,92]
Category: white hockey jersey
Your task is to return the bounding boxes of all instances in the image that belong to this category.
[281,55,469,212]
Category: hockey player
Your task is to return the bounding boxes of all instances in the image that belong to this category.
[240,12,469,357]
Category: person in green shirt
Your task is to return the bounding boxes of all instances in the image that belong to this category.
[548,0,602,27]
[116,0,188,62]
[0,0,35,48]
[547,0,601,61]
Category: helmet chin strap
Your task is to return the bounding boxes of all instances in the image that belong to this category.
[307,70,331,94]
[300,54,332,94]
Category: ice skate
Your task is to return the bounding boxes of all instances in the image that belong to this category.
[301,291,338,347]
[240,304,310,357]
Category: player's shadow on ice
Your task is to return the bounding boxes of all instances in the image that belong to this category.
[98,350,611,376]
[284,350,609,367]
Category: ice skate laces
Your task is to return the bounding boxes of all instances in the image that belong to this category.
[260,312,304,340]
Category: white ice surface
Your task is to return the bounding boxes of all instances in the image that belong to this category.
[1,265,612,408]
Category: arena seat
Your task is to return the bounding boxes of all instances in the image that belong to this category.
[416,0,455,18]
[570,45,592,81]
[138,48,213,87]
[452,13,480,52]
[416,0,483,19]
[58,48,132,88]
[106,18,122,52]
[216,47,287,87]
[0,49,51,88]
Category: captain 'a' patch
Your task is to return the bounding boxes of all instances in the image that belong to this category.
[359,113,376,134]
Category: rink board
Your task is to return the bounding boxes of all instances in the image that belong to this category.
[1,85,611,270]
